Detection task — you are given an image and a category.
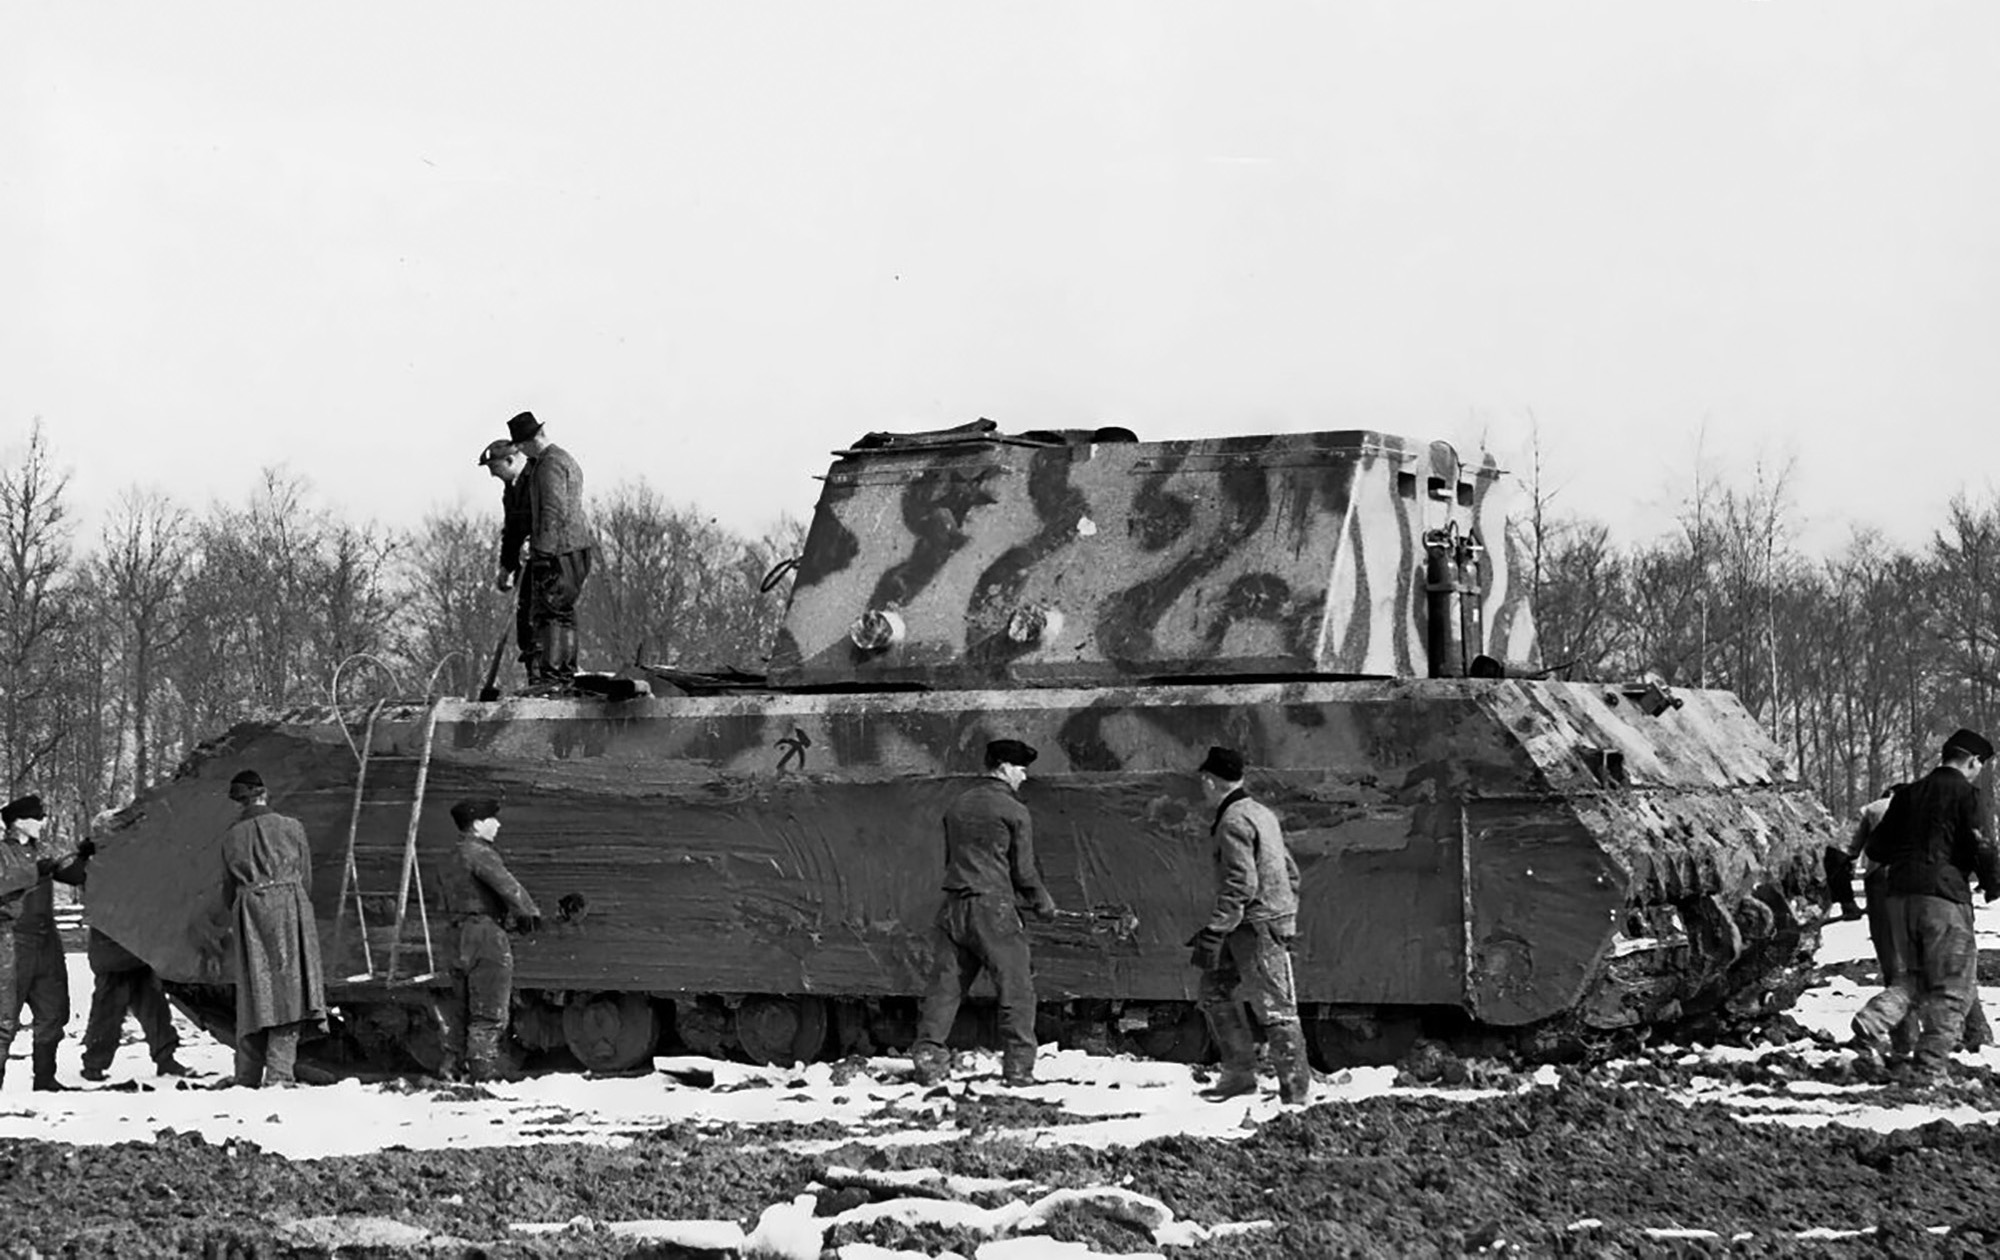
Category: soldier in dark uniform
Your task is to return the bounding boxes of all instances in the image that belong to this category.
[1850,728,2000,1082]
[439,797,541,1081]
[479,438,538,687]
[507,410,594,689]
[0,794,85,1091]
[1188,747,1312,1105]
[911,738,1059,1087]
[221,770,328,1087]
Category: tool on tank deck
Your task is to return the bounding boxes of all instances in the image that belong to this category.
[85,423,1837,1078]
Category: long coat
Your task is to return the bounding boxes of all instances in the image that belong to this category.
[222,805,327,1034]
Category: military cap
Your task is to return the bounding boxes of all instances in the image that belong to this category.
[984,738,1038,769]
[227,769,265,801]
[477,438,516,466]
[450,797,502,830]
[506,410,544,443]
[1198,746,1246,781]
[1944,728,1995,761]
[1,793,46,825]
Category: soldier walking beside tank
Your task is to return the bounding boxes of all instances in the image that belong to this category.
[1188,747,1312,1105]
[478,438,539,688]
[0,795,86,1090]
[911,739,1059,1088]
[439,798,541,1081]
[1849,729,2000,1082]
[221,770,328,1088]
[508,410,594,691]
[76,812,188,1081]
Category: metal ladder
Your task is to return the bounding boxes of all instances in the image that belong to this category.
[330,658,448,985]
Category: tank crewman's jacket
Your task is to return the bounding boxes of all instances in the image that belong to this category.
[497,475,530,578]
[1204,789,1301,935]
[0,838,82,937]
[940,778,1055,912]
[1872,765,2000,905]
[526,442,593,557]
[221,805,328,1034]
[441,836,541,926]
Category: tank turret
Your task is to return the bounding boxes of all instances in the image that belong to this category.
[771,423,1536,687]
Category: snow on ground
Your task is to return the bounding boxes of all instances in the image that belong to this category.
[5,911,2000,1159]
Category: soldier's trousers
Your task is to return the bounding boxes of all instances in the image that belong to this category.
[1853,893,1976,1072]
[235,1022,301,1087]
[527,549,593,681]
[2,931,70,1058]
[443,918,515,1070]
[1198,919,1303,1032]
[913,893,1037,1071]
[81,930,181,1074]
[514,568,539,676]
[1865,874,1988,1053]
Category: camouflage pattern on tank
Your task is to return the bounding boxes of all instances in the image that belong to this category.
[769,426,1539,686]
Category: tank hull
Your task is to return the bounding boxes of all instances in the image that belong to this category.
[92,677,1835,1067]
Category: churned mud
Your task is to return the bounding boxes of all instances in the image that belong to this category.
[7,1064,2000,1257]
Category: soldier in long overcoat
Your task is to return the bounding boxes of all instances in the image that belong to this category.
[220,769,327,1087]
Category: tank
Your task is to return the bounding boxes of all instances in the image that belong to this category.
[87,423,1840,1076]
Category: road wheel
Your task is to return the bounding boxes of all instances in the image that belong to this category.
[735,995,830,1066]
[562,992,659,1071]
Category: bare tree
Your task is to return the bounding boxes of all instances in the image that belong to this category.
[0,422,78,792]
[96,488,191,792]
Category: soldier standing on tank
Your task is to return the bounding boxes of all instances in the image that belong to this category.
[1849,728,2000,1082]
[0,795,86,1091]
[479,438,539,688]
[911,739,1059,1088]
[508,410,594,691]
[439,797,541,1082]
[1188,747,1312,1105]
[220,770,328,1088]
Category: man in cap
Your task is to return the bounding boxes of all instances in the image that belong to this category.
[220,770,327,1087]
[507,410,594,690]
[0,794,87,1090]
[911,738,1059,1088]
[1850,728,2000,1082]
[438,797,542,1081]
[1188,746,1311,1104]
[477,438,539,688]
[76,810,189,1082]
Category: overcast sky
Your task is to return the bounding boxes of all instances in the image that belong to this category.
[5,2,1996,554]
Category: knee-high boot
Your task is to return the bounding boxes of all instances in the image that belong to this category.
[1200,1002,1259,1100]
[1267,1021,1312,1104]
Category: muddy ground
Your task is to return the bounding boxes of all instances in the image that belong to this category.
[7,1056,2000,1257]
[9,943,2000,1258]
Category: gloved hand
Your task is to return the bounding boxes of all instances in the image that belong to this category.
[510,912,543,934]
[74,838,97,860]
[1839,900,1864,921]
[496,568,517,592]
[1031,890,1059,921]
[1186,928,1224,970]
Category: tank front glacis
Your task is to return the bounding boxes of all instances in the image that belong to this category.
[81,425,1837,1073]
[769,428,1539,687]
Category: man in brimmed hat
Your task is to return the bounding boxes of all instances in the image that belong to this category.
[1850,727,2000,1081]
[220,770,327,1087]
[1188,746,1311,1105]
[0,793,87,1090]
[477,437,539,687]
[505,410,594,690]
[911,738,1060,1088]
[438,796,542,1081]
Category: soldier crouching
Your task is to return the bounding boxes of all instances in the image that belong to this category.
[1187,746,1312,1105]
[439,798,541,1081]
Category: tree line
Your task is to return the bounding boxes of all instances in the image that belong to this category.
[2,418,1984,835]
[0,422,803,833]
